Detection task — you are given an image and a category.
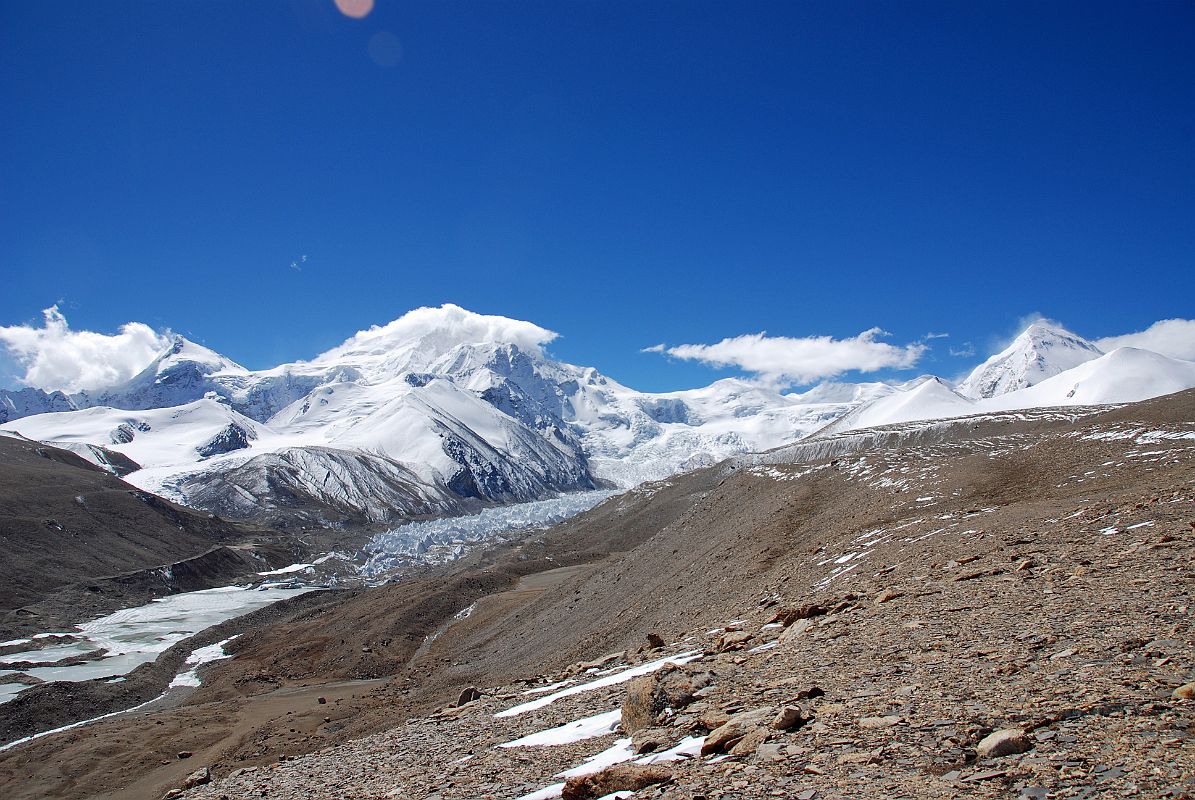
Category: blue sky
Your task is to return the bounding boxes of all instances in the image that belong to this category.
[2,1,1193,392]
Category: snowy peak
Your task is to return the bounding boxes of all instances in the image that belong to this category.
[77,335,246,411]
[957,323,1103,399]
[151,335,247,376]
[307,304,559,382]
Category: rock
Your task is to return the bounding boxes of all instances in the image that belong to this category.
[176,751,193,760]
[622,665,714,733]
[457,687,482,706]
[858,715,902,729]
[875,588,903,604]
[976,728,1032,758]
[771,604,829,626]
[317,696,327,705]
[162,791,184,800]
[182,767,211,789]
[778,619,813,644]
[716,630,754,653]
[646,632,666,649]
[632,727,671,754]
[1172,682,1195,700]
[729,726,770,756]
[772,705,807,731]
[561,763,672,800]
[756,742,784,760]
[701,708,776,754]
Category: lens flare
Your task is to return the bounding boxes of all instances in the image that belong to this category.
[334,0,374,19]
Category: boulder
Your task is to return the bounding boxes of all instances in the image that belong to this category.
[631,727,671,754]
[182,767,211,789]
[457,687,482,706]
[701,707,776,755]
[561,764,672,800]
[621,665,714,733]
[715,630,754,653]
[976,728,1032,758]
[771,603,829,626]
[1172,682,1195,700]
[772,705,807,731]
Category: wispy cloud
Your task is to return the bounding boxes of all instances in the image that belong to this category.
[640,343,666,354]
[289,254,308,272]
[923,332,949,340]
[649,328,926,385]
[0,305,169,393]
[1095,318,1195,360]
[949,342,976,358]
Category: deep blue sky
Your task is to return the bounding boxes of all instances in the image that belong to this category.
[2,1,1193,390]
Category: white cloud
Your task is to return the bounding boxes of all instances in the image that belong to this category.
[949,343,976,358]
[1095,319,1195,361]
[314,303,559,363]
[923,332,949,340]
[0,305,170,393]
[654,328,927,385]
[640,343,666,353]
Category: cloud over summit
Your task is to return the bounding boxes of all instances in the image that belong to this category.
[0,306,170,393]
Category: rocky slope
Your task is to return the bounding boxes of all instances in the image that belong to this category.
[0,434,309,634]
[1,389,1191,799]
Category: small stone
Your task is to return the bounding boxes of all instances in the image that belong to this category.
[755,743,784,760]
[176,751,193,760]
[875,588,903,604]
[645,632,666,649]
[976,728,1032,758]
[1172,682,1195,700]
[317,696,327,704]
[457,687,482,706]
[772,705,806,731]
[857,715,902,729]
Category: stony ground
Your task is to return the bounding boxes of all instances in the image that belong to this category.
[174,395,1195,800]
[2,392,1193,799]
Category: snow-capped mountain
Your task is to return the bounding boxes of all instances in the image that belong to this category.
[957,322,1104,398]
[3,306,1194,528]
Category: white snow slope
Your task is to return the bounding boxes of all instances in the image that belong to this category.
[3,306,1194,522]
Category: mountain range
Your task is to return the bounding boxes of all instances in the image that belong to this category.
[3,306,1193,528]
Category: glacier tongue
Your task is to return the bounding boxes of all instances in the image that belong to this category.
[361,489,617,576]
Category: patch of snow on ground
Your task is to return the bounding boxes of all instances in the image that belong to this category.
[499,709,621,748]
[496,651,702,718]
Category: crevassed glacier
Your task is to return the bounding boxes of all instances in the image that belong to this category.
[361,490,617,577]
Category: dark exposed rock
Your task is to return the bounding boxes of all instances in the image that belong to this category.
[561,763,672,800]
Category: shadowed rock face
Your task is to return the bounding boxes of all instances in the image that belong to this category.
[195,423,254,459]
